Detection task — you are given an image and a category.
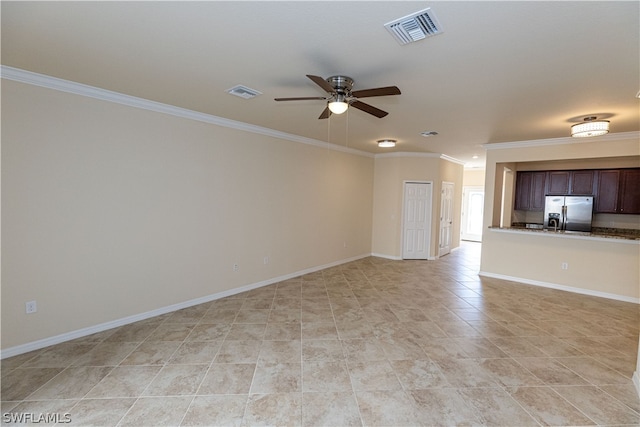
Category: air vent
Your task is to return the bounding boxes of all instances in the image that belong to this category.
[226,85,262,99]
[384,8,443,45]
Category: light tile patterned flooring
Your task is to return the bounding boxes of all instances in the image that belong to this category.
[2,242,639,426]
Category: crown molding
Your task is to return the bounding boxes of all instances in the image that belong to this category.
[11,65,628,164]
[375,151,441,159]
[483,131,640,151]
[439,154,466,166]
[1,65,373,158]
[374,151,466,166]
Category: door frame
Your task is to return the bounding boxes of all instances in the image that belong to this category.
[401,181,434,260]
[439,181,454,257]
[461,186,484,242]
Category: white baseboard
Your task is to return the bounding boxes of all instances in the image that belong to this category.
[1,253,370,359]
[371,253,438,261]
[371,252,402,261]
[479,271,640,304]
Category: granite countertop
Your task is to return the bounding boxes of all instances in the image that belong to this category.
[494,224,640,241]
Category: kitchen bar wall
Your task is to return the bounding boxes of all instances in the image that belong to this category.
[481,134,640,302]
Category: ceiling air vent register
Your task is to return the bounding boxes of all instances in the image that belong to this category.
[226,85,262,99]
[384,8,443,45]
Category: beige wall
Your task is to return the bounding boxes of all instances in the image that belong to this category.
[481,135,640,301]
[371,154,464,259]
[483,231,639,299]
[1,80,374,349]
[462,168,486,187]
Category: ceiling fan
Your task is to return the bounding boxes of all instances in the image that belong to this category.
[274,75,401,119]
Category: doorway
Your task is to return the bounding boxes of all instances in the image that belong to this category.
[500,167,514,228]
[402,182,432,260]
[461,186,484,242]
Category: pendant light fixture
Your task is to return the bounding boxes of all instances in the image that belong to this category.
[571,116,610,138]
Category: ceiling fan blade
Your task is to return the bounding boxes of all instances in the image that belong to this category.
[306,74,335,93]
[351,86,401,98]
[318,106,331,119]
[351,100,388,118]
[274,96,327,101]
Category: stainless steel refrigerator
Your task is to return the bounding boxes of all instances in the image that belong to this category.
[543,196,594,232]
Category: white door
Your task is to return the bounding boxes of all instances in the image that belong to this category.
[439,182,454,257]
[402,182,432,260]
[461,186,484,242]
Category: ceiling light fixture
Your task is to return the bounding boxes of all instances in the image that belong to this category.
[571,116,610,138]
[328,94,348,114]
[377,139,396,148]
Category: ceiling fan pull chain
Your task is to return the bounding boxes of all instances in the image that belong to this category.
[346,108,349,149]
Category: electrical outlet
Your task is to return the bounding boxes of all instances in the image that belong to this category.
[233,263,239,272]
[561,262,569,270]
[263,256,269,265]
[25,300,37,314]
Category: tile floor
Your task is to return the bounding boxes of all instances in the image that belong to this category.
[2,242,639,426]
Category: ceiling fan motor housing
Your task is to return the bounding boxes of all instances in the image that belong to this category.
[327,76,354,94]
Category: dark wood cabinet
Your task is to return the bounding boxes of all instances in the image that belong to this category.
[530,172,547,210]
[595,170,619,213]
[514,167,639,214]
[569,170,596,195]
[547,171,570,195]
[514,171,546,211]
[619,169,640,214]
[514,172,532,211]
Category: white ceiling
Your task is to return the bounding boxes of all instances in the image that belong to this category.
[2,1,639,168]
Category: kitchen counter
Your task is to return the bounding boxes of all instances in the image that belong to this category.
[490,225,640,243]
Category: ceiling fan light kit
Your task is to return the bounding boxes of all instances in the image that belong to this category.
[377,139,396,148]
[328,101,348,114]
[571,116,610,138]
[328,93,348,114]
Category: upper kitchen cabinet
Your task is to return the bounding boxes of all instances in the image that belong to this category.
[546,170,596,196]
[514,171,546,211]
[515,168,639,214]
[619,169,640,214]
[530,172,547,210]
[569,170,596,195]
[594,170,619,213]
[514,172,533,211]
[595,169,640,214]
[547,171,570,195]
